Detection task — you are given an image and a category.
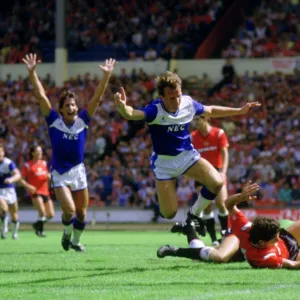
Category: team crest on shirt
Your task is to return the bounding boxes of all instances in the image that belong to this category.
[204,141,209,146]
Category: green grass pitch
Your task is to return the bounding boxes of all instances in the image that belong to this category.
[0,229,299,300]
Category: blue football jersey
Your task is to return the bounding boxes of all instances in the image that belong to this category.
[45,109,91,174]
[0,157,17,188]
[141,95,205,156]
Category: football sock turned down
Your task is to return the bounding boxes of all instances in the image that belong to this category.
[72,218,86,245]
[62,217,73,235]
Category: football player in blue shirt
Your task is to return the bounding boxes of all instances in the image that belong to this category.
[0,144,21,239]
[114,71,260,235]
[23,54,116,252]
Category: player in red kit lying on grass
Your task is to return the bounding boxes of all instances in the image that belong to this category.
[157,181,300,269]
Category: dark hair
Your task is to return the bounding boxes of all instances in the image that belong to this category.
[249,216,280,244]
[156,71,182,96]
[29,145,40,160]
[59,90,78,111]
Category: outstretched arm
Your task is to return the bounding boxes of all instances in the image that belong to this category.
[225,181,260,215]
[22,53,51,116]
[282,259,300,269]
[4,169,21,185]
[203,102,261,118]
[87,58,116,117]
[114,87,145,120]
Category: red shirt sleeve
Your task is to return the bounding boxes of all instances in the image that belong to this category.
[248,253,283,269]
[230,210,251,237]
[219,129,229,148]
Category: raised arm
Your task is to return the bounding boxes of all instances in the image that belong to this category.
[203,102,261,118]
[22,54,51,116]
[225,181,260,214]
[87,58,116,117]
[114,87,145,121]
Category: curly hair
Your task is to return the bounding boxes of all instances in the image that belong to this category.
[249,216,280,244]
[156,71,182,96]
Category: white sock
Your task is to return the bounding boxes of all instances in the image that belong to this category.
[189,239,205,249]
[64,224,73,235]
[11,221,20,236]
[72,229,83,245]
[202,212,214,220]
[1,215,8,233]
[191,194,212,217]
[199,247,213,261]
[38,216,47,222]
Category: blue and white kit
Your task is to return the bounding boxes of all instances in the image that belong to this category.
[0,157,18,204]
[141,95,205,180]
[46,109,91,190]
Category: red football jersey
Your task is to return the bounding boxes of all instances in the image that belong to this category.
[230,210,290,268]
[191,127,229,169]
[22,160,50,196]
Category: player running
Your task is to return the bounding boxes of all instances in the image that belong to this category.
[20,145,54,237]
[0,144,21,239]
[23,53,116,252]
[114,71,260,234]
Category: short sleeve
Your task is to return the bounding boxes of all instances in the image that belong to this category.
[219,129,229,148]
[45,109,59,126]
[79,109,92,126]
[8,161,17,172]
[140,104,157,123]
[193,100,205,116]
[230,210,251,237]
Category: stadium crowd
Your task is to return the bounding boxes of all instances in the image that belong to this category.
[223,0,300,58]
[0,65,299,208]
[1,0,226,62]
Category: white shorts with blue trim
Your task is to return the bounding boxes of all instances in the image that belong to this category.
[51,163,87,191]
[151,149,200,180]
[0,187,17,205]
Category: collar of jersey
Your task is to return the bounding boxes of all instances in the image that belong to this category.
[160,100,179,117]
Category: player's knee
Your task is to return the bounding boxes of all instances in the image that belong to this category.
[76,211,86,222]
[213,176,224,193]
[209,250,227,263]
[160,209,177,219]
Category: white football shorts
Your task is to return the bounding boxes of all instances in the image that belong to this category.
[0,187,17,205]
[151,149,200,180]
[51,163,88,191]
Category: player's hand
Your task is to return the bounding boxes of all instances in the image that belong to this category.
[114,87,127,109]
[99,58,116,74]
[241,181,259,201]
[4,178,12,184]
[27,185,37,194]
[240,102,261,114]
[22,53,41,73]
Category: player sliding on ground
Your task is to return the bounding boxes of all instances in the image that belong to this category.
[158,181,300,269]
[23,53,116,252]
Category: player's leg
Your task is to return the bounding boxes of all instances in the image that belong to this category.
[0,198,8,239]
[71,188,89,252]
[202,204,218,246]
[286,221,300,244]
[54,187,75,251]
[214,234,240,263]
[44,197,55,220]
[215,183,229,232]
[155,179,177,219]
[184,158,223,215]
[32,195,47,237]
[184,158,223,235]
[8,201,19,239]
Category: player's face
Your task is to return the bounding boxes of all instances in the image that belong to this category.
[162,86,182,112]
[0,147,4,161]
[60,98,78,123]
[33,146,43,160]
[194,115,208,130]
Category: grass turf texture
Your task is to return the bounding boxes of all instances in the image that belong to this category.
[0,230,299,300]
